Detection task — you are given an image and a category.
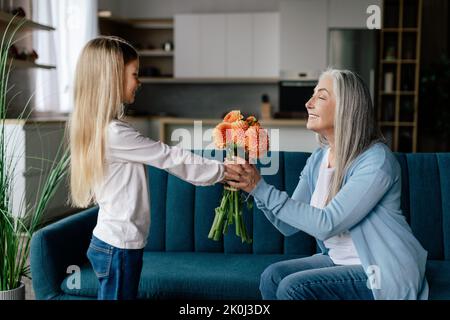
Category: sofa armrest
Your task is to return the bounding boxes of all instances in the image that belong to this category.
[30,206,98,300]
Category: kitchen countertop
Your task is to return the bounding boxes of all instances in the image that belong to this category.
[3,114,308,127]
[124,115,308,126]
[3,112,70,125]
[123,116,309,143]
[3,117,69,125]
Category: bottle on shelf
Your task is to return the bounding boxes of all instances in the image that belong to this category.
[384,72,395,93]
[260,94,272,121]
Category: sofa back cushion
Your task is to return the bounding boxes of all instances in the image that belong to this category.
[398,153,450,260]
[144,150,450,261]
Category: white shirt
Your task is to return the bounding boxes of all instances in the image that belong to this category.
[93,119,225,249]
[310,148,362,265]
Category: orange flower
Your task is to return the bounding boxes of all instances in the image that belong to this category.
[213,122,232,148]
[246,125,269,159]
[231,129,246,147]
[231,119,249,131]
[246,116,258,127]
[223,110,243,123]
[230,120,248,147]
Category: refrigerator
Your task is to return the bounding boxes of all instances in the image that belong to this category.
[328,29,378,103]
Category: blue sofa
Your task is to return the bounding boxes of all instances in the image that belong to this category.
[30,151,450,300]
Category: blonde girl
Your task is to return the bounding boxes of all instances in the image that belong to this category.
[68,36,225,300]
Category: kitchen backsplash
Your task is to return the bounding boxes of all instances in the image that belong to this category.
[129,83,278,119]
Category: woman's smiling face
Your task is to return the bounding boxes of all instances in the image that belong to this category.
[305,75,336,137]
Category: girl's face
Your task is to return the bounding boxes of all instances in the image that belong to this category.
[305,75,336,138]
[123,59,140,104]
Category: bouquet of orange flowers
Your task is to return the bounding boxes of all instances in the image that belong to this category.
[208,110,269,243]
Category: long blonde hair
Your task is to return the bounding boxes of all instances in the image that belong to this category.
[68,36,138,208]
[317,69,384,204]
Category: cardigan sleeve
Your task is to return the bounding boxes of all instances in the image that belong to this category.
[250,157,394,241]
[253,152,315,236]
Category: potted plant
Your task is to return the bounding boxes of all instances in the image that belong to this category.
[0,17,70,299]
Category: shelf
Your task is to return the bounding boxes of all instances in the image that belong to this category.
[379,122,416,127]
[382,28,418,32]
[11,59,56,69]
[0,11,55,31]
[138,50,173,57]
[381,59,417,64]
[402,28,419,32]
[380,91,416,96]
[377,0,422,152]
[139,77,280,84]
[129,19,173,29]
[98,15,173,29]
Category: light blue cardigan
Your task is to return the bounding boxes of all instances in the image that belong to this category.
[251,142,429,300]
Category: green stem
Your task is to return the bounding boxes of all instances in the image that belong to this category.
[208,208,221,239]
[233,192,239,237]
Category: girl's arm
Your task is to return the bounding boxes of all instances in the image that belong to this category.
[108,121,224,186]
[250,161,394,241]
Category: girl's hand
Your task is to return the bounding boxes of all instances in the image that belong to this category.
[224,158,261,194]
[222,157,245,183]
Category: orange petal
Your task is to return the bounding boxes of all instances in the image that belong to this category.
[223,110,243,123]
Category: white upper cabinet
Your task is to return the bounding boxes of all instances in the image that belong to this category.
[175,13,279,78]
[174,15,200,77]
[253,13,279,77]
[199,14,226,77]
[226,14,253,77]
[176,2,382,80]
[280,0,328,79]
[328,0,382,29]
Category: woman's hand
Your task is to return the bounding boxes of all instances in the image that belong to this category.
[224,157,261,194]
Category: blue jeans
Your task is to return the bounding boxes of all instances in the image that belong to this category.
[86,235,144,300]
[260,254,375,300]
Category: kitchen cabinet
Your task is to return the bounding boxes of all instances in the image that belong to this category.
[253,13,279,77]
[226,14,252,77]
[280,0,328,79]
[199,14,226,77]
[5,120,72,222]
[328,0,382,29]
[174,14,200,77]
[175,13,279,78]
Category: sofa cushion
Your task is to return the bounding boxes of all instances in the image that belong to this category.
[61,252,303,299]
[61,255,450,300]
[144,151,319,256]
[407,154,445,260]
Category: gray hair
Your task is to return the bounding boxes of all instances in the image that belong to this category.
[318,68,384,204]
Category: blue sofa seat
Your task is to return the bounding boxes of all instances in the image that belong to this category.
[60,252,305,299]
[30,151,450,300]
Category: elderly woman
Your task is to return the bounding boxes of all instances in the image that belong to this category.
[224,69,428,300]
